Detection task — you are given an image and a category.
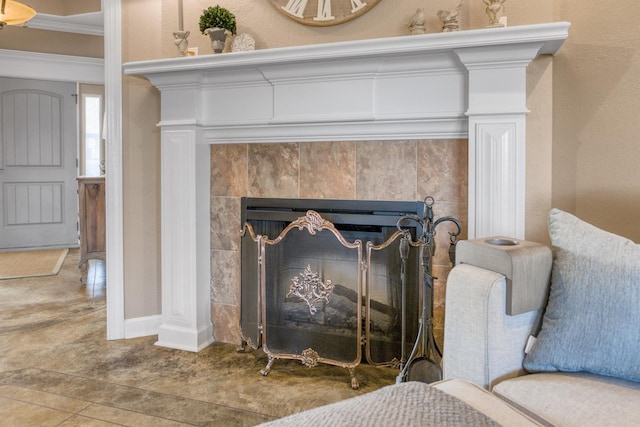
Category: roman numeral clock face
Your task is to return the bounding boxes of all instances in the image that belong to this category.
[270,0,382,26]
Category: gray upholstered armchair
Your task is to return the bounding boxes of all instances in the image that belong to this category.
[442,209,640,426]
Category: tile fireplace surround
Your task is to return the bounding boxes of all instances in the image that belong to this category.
[123,22,569,352]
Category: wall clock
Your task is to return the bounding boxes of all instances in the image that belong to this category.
[269,0,382,27]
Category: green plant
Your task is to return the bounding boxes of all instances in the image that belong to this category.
[199,5,236,34]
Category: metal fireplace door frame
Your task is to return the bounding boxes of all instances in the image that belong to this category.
[239,223,264,351]
[364,230,422,368]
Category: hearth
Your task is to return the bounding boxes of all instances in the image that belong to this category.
[239,197,453,388]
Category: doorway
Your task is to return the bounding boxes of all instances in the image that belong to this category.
[0,47,120,338]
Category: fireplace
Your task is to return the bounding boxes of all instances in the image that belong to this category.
[123,22,569,352]
[206,138,468,350]
[240,198,426,387]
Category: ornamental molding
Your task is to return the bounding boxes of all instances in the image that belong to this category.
[124,22,569,144]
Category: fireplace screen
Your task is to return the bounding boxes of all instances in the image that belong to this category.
[240,198,424,388]
[264,213,362,368]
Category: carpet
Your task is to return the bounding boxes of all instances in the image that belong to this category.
[0,248,69,280]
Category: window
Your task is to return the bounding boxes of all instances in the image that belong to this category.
[78,85,105,177]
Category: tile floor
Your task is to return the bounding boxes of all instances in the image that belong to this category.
[0,249,397,426]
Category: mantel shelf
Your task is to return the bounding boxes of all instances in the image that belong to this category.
[123,22,569,144]
[124,22,569,76]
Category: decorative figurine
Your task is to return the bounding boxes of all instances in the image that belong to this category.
[173,30,190,56]
[408,8,426,35]
[483,0,506,27]
[231,33,256,52]
[438,2,463,32]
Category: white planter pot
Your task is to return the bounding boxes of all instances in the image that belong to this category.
[205,27,230,54]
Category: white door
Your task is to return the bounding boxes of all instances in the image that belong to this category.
[0,77,78,250]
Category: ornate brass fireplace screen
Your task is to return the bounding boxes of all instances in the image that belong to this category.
[239,198,460,389]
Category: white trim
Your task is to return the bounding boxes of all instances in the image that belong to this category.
[468,115,527,239]
[124,315,162,339]
[28,12,104,36]
[103,0,125,341]
[0,49,104,84]
[155,324,215,352]
[155,128,214,352]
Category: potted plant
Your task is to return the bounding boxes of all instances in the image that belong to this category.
[199,5,237,53]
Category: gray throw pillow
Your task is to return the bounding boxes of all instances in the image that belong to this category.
[523,209,640,382]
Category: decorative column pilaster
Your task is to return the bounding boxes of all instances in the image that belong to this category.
[456,43,545,239]
[155,124,213,352]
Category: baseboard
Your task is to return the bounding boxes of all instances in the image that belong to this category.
[155,322,214,352]
[124,314,161,339]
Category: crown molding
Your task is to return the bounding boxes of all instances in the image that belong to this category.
[28,12,103,36]
[0,48,104,83]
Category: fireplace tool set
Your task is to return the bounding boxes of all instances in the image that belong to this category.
[395,196,462,384]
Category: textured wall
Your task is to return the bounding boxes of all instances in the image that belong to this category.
[25,0,101,15]
[121,0,640,326]
[552,1,640,241]
[0,29,103,58]
[121,0,163,318]
[0,0,103,57]
[161,0,552,54]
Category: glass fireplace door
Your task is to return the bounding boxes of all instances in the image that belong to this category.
[244,211,364,388]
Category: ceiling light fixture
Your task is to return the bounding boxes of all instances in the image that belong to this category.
[0,0,36,29]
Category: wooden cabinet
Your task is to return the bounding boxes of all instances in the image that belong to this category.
[77,176,106,285]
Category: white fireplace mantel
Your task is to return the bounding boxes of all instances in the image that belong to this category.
[123,22,569,352]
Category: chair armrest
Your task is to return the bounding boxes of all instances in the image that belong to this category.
[442,264,543,390]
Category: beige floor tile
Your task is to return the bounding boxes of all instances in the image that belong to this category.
[0,384,91,413]
[0,396,74,427]
[57,415,122,427]
[79,404,192,427]
[0,248,397,426]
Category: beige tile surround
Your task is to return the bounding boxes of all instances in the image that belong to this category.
[209,139,468,345]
